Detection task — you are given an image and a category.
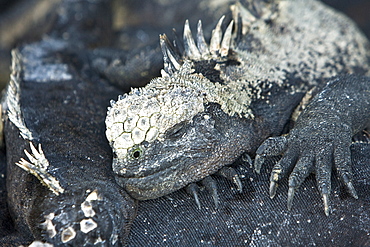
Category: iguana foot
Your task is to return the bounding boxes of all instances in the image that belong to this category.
[186,166,244,209]
[254,75,370,216]
[186,177,219,210]
[35,187,135,246]
[255,127,358,216]
[217,166,243,193]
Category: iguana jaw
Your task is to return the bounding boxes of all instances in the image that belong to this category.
[113,103,259,200]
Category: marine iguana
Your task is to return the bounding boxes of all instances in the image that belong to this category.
[105,0,370,216]
[2,0,370,246]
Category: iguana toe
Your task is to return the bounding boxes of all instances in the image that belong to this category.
[201,176,219,209]
[186,167,244,209]
[186,183,201,209]
[217,166,243,193]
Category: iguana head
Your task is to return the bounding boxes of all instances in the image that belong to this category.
[105,15,259,200]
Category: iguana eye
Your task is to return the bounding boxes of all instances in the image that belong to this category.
[129,146,144,159]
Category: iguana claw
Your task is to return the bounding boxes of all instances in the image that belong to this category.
[217,166,243,193]
[201,176,219,209]
[186,183,201,209]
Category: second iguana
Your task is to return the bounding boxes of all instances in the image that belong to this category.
[105,0,370,216]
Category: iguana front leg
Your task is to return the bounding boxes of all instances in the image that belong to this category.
[255,75,370,216]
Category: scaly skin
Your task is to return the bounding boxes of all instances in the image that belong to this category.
[106,0,370,215]
[3,1,370,246]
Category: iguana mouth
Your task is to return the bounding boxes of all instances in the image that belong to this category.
[115,159,223,201]
[112,155,174,179]
[114,146,223,200]
[115,165,185,200]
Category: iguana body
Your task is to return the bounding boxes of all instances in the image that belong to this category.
[1,0,370,246]
[106,0,370,215]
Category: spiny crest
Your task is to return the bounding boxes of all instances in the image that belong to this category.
[231,1,259,36]
[105,6,263,160]
[160,16,235,76]
[159,1,268,76]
